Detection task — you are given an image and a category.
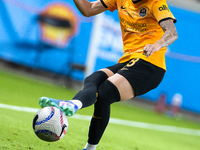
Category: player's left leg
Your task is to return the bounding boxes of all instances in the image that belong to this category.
[84,59,165,150]
[83,73,134,150]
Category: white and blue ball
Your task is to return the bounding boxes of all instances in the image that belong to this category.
[33,107,68,142]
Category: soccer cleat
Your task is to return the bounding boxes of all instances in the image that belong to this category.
[39,97,78,117]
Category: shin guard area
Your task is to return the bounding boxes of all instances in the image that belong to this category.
[88,80,120,144]
[73,71,108,108]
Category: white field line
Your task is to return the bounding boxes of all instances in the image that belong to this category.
[1,103,200,136]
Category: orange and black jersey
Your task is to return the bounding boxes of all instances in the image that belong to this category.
[100,0,177,70]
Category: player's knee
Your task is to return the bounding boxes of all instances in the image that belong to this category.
[84,71,108,86]
[98,80,120,104]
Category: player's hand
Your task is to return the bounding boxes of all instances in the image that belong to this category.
[143,44,161,58]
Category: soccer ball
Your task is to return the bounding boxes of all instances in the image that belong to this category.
[33,106,68,142]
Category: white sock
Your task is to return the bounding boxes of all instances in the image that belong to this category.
[84,142,97,150]
[70,100,83,109]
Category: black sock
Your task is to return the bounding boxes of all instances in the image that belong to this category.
[73,71,108,108]
[88,80,120,144]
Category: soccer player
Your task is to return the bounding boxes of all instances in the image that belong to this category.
[39,0,178,149]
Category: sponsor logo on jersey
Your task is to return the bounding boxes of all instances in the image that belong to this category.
[159,5,169,11]
[121,6,126,9]
[119,17,148,32]
[139,7,147,17]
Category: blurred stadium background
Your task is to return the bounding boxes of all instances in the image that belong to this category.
[0,0,200,121]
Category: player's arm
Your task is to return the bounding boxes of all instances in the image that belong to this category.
[143,19,178,57]
[159,19,178,47]
[73,0,107,17]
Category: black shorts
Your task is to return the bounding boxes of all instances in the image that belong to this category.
[106,58,165,96]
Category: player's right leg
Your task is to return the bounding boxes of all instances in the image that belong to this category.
[39,97,79,117]
[39,70,109,116]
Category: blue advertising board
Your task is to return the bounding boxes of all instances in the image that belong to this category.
[0,0,92,80]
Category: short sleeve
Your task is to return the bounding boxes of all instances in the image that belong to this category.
[100,0,117,12]
[152,0,177,24]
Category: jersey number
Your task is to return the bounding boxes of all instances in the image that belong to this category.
[126,58,139,67]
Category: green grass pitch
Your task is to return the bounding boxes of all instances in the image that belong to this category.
[0,70,200,150]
